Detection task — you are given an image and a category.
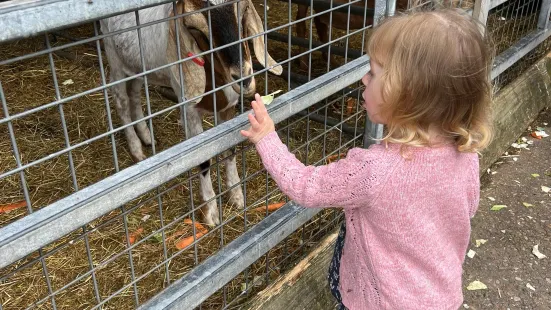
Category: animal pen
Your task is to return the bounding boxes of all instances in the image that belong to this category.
[0,0,550,309]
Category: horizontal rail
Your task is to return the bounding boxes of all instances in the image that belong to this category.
[491,28,551,80]
[137,201,320,310]
[0,55,370,270]
[0,0,182,42]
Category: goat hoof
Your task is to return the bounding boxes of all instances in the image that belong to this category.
[203,203,221,227]
[228,190,245,209]
[137,129,153,146]
[131,152,147,163]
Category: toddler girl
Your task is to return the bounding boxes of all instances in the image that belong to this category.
[241,8,493,310]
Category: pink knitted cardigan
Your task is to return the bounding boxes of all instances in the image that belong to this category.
[255,131,480,309]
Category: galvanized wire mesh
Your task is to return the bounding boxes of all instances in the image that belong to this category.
[0,0,373,308]
[1,0,550,309]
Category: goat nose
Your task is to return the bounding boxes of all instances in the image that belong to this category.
[231,74,252,88]
[242,77,252,88]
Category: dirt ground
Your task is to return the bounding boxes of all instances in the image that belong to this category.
[462,107,551,309]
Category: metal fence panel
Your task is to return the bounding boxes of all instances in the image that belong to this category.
[1,0,550,309]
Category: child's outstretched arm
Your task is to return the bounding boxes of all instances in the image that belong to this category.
[241,94,382,209]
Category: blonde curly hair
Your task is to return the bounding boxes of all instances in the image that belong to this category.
[367,8,494,153]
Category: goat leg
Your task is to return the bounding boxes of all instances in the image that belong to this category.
[184,105,220,227]
[218,107,244,209]
[127,78,154,146]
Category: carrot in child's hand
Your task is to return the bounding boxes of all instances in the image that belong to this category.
[0,201,27,214]
[252,202,285,213]
[128,227,144,245]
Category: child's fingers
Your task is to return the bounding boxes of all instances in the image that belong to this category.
[251,101,265,123]
[240,129,251,138]
[248,113,260,129]
[252,96,269,121]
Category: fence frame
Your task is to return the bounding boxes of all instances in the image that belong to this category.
[1,0,551,309]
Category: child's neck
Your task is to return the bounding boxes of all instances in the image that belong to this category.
[427,125,454,147]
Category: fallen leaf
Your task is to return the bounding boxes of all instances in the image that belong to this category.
[533,244,547,259]
[463,304,470,309]
[260,90,282,105]
[0,201,26,214]
[62,79,74,85]
[488,197,496,201]
[531,132,542,140]
[513,157,519,162]
[522,202,534,207]
[526,283,535,291]
[467,249,476,258]
[544,122,548,126]
[532,173,540,177]
[128,227,144,245]
[475,239,487,247]
[466,280,487,290]
[491,204,507,211]
[542,186,550,193]
[141,214,151,222]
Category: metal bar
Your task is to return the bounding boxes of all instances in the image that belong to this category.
[364,0,387,148]
[491,28,551,80]
[136,201,320,310]
[0,55,370,270]
[473,0,491,28]
[0,0,183,42]
[276,0,375,16]
[267,32,363,59]
[538,0,551,29]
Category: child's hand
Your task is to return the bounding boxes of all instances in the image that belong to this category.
[240,93,275,144]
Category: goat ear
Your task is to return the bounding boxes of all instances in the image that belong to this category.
[243,0,282,75]
[167,12,206,104]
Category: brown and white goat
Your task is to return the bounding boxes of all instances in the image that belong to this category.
[100,0,282,226]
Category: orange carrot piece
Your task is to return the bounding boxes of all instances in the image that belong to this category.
[531,132,542,139]
[346,98,355,115]
[183,218,208,234]
[326,153,345,164]
[252,202,285,213]
[128,227,144,245]
[175,230,207,250]
[0,201,27,214]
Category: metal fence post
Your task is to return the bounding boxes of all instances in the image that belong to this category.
[539,0,551,30]
[363,0,392,148]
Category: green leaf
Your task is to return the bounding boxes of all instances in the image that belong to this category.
[532,174,540,178]
[491,205,507,211]
[260,90,282,105]
[467,280,487,290]
[152,233,163,243]
[523,202,534,207]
